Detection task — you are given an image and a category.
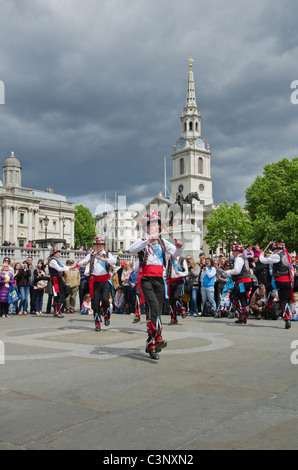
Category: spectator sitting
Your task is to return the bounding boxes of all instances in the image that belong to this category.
[249,283,268,319]
[291,291,298,321]
[81,293,93,315]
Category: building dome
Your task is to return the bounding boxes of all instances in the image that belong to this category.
[3,151,22,187]
[3,151,22,169]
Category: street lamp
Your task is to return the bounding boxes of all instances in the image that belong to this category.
[44,215,49,241]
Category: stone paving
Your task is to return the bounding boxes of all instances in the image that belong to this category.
[0,311,298,450]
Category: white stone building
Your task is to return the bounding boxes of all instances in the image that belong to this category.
[0,151,75,247]
[95,206,139,252]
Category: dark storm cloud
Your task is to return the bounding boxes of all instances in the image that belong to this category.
[0,0,297,213]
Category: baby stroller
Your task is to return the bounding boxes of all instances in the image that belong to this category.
[215,276,237,318]
[215,292,236,318]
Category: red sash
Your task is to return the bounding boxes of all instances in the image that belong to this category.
[275,275,291,283]
[167,276,185,284]
[89,274,111,299]
[52,276,61,294]
[236,277,251,284]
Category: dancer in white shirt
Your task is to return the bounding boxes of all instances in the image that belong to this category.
[78,236,116,331]
[129,211,183,360]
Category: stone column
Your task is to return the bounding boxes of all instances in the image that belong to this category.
[28,208,33,241]
[3,203,11,241]
[12,205,18,244]
[33,209,39,240]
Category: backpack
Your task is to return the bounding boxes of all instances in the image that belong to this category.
[202,300,213,317]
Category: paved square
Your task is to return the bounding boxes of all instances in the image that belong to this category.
[0,313,298,450]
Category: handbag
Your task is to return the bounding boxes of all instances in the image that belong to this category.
[7,284,21,304]
[36,280,48,289]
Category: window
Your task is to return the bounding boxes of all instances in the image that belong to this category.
[20,213,24,224]
[189,121,193,131]
[198,157,204,174]
[180,158,185,175]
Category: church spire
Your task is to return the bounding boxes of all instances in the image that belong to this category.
[185,56,198,110]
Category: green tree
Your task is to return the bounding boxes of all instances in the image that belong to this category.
[74,205,96,248]
[204,201,252,255]
[245,158,298,252]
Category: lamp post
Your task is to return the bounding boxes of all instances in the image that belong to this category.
[44,215,49,242]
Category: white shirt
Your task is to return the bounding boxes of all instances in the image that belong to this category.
[129,237,182,266]
[226,255,245,277]
[49,258,70,273]
[167,256,188,279]
[259,253,281,265]
[78,250,116,276]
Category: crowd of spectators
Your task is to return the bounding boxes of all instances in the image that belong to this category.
[0,243,297,321]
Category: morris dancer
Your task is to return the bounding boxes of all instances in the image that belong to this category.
[78,236,116,331]
[166,255,188,325]
[129,211,183,360]
[48,248,76,318]
[259,242,294,329]
[225,244,252,324]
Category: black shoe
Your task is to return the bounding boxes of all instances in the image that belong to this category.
[155,340,167,353]
[104,320,110,326]
[235,319,247,324]
[168,320,178,325]
[54,314,64,319]
[285,320,291,329]
[132,316,140,323]
[145,347,159,360]
[95,323,101,331]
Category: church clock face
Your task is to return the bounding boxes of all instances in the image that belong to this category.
[199,183,205,192]
[196,138,203,148]
[178,138,185,149]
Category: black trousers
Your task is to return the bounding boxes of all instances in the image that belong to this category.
[92,281,111,316]
[141,276,165,348]
[275,280,291,320]
[230,281,252,317]
[169,279,184,321]
[55,278,70,306]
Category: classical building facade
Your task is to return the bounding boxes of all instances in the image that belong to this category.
[0,151,75,247]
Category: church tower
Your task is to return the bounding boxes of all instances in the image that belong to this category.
[171,58,213,206]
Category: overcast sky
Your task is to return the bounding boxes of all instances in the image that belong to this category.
[0,0,297,214]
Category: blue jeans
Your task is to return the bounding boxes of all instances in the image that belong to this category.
[19,286,30,313]
[201,286,217,313]
[34,289,44,312]
[189,287,199,315]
